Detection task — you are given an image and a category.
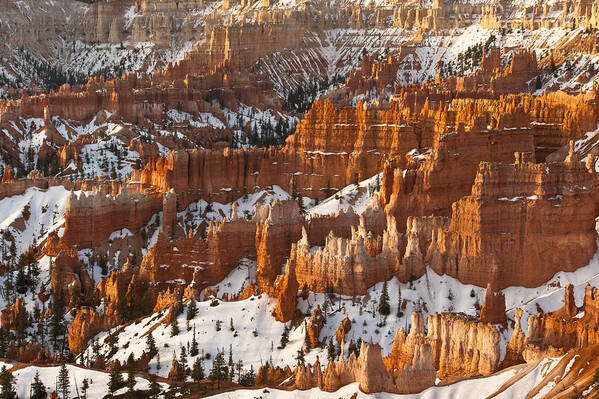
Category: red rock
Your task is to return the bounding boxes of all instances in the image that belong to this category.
[306,306,324,349]
[480,283,507,325]
[336,317,352,344]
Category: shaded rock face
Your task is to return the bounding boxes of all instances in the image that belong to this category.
[479,283,507,325]
[0,297,26,330]
[427,161,597,289]
[140,215,256,293]
[273,258,299,322]
[68,307,120,355]
[255,200,302,292]
[51,250,94,305]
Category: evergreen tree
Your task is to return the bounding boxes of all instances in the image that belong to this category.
[191,355,205,381]
[186,299,197,320]
[15,266,27,294]
[190,325,199,357]
[227,344,234,381]
[327,338,336,360]
[295,348,305,366]
[279,325,289,348]
[108,363,124,395]
[348,340,359,358]
[170,313,180,337]
[50,294,65,345]
[0,366,16,399]
[146,331,158,359]
[397,283,403,317]
[209,350,226,388]
[126,355,136,394]
[378,278,390,316]
[180,346,188,374]
[31,370,47,399]
[57,363,70,399]
[81,378,90,399]
[238,365,256,387]
[148,374,160,399]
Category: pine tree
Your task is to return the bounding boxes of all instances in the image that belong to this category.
[327,338,336,360]
[108,363,124,394]
[229,317,234,331]
[295,348,305,366]
[186,299,197,320]
[238,365,256,387]
[227,344,234,381]
[15,266,27,294]
[378,278,390,316]
[126,355,136,393]
[190,325,199,356]
[279,325,289,348]
[146,331,158,359]
[50,293,65,346]
[397,283,403,317]
[209,350,226,388]
[31,370,47,399]
[170,313,180,337]
[180,345,188,374]
[149,374,160,399]
[57,363,70,399]
[0,366,16,399]
[191,355,205,381]
[81,378,90,399]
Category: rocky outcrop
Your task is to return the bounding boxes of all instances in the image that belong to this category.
[295,339,436,394]
[295,312,499,394]
[306,306,324,349]
[385,312,500,380]
[427,313,500,378]
[503,308,527,367]
[291,215,401,295]
[255,200,302,292]
[68,307,121,355]
[479,283,507,325]
[505,284,599,364]
[400,216,449,281]
[255,363,292,387]
[61,186,163,249]
[0,297,26,330]
[51,250,94,305]
[336,317,352,344]
[273,257,299,322]
[427,160,597,289]
[168,357,184,380]
[140,214,256,292]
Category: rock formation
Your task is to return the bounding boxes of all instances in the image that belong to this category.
[427,160,597,288]
[479,283,507,325]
